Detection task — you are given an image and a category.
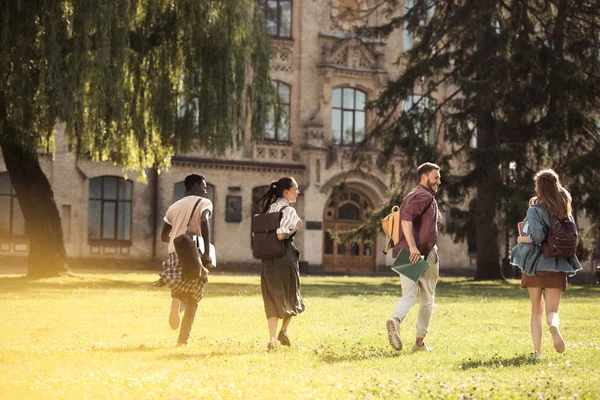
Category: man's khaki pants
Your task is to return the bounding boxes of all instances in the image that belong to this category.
[392,246,439,339]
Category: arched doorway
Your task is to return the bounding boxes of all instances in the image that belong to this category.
[322,187,376,274]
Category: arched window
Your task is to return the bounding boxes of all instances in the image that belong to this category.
[265,81,291,141]
[332,87,366,145]
[0,173,25,237]
[88,176,133,241]
[173,181,215,242]
[258,0,292,38]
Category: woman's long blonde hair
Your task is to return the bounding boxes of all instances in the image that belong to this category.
[528,169,572,220]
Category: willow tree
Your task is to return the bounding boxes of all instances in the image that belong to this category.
[0,0,273,278]
[355,0,600,279]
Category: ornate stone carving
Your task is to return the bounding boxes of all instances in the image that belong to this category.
[270,41,294,72]
[319,34,385,72]
[253,143,293,162]
[302,121,327,149]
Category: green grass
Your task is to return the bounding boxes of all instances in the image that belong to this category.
[0,272,599,399]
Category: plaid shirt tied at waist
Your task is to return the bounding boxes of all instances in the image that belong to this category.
[152,253,208,302]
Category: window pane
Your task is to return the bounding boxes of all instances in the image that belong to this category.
[403,95,416,112]
[119,180,132,200]
[355,111,366,143]
[332,88,342,108]
[89,178,102,199]
[350,193,360,203]
[265,106,276,139]
[266,0,278,35]
[403,24,412,50]
[88,200,102,239]
[343,88,355,109]
[338,243,346,255]
[338,203,360,220]
[0,174,11,195]
[206,184,215,204]
[206,184,215,243]
[324,232,334,254]
[0,196,10,235]
[351,242,359,256]
[278,83,290,104]
[117,202,131,240]
[364,243,372,256]
[279,105,290,141]
[279,0,292,38]
[102,202,116,239]
[11,198,25,236]
[332,109,342,144]
[343,111,354,144]
[355,91,366,111]
[173,182,186,202]
[103,177,118,200]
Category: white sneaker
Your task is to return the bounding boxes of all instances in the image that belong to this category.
[410,343,433,353]
[386,318,402,351]
[169,298,182,330]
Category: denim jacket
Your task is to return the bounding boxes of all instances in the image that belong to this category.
[510,206,582,276]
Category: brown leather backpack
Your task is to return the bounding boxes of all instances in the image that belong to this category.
[173,198,204,280]
[252,206,288,260]
[533,205,578,258]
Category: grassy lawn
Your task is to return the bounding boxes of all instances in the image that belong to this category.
[0,272,599,399]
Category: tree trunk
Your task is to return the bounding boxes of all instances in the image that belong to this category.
[474,112,504,281]
[1,140,70,278]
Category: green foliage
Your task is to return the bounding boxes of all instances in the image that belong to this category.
[355,0,600,257]
[1,273,599,398]
[0,0,275,171]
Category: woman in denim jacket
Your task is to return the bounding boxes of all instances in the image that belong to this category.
[511,169,582,358]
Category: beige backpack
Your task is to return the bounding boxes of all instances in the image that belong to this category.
[381,205,401,254]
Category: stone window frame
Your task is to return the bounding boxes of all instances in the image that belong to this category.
[0,172,25,238]
[264,80,291,143]
[331,87,367,146]
[88,176,133,244]
[258,0,293,39]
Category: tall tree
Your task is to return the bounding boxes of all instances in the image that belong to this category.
[355,0,600,279]
[0,0,273,278]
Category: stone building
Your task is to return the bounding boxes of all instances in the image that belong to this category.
[3,1,591,274]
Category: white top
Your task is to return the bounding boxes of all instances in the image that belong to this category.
[267,198,300,234]
[164,196,213,254]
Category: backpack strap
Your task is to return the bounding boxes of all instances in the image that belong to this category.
[186,197,204,233]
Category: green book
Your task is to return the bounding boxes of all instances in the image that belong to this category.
[391,249,430,282]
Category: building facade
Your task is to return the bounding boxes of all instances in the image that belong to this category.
[4,0,581,274]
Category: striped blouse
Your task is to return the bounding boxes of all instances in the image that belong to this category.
[267,198,300,234]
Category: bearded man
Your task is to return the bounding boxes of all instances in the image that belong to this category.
[386,162,442,353]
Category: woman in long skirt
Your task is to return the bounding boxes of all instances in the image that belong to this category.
[253,177,305,351]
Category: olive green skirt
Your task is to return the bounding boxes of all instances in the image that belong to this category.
[260,241,306,319]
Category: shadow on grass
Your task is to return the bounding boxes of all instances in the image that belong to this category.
[0,275,598,300]
[160,349,255,360]
[313,343,402,364]
[459,354,538,370]
[100,344,166,353]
